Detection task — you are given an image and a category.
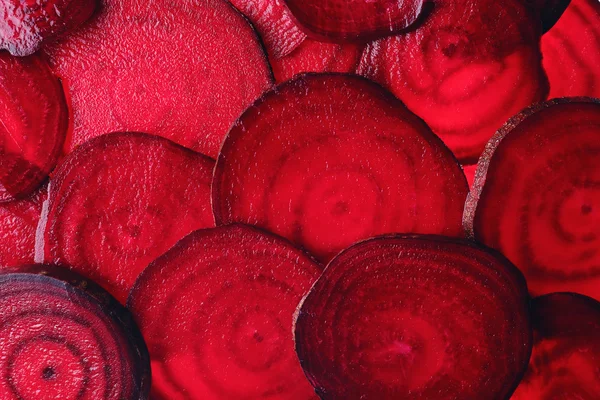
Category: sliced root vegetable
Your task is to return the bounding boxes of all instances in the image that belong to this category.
[294,235,531,399]
[43,0,273,158]
[512,293,600,399]
[0,53,68,202]
[38,132,215,303]
[128,224,321,400]
[465,98,600,300]
[213,73,468,263]
[0,264,150,400]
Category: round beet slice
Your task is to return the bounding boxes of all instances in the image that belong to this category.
[512,293,600,399]
[294,235,532,399]
[128,224,321,399]
[0,264,150,399]
[465,98,600,300]
[43,0,273,158]
[0,53,68,202]
[38,132,215,303]
[213,73,468,263]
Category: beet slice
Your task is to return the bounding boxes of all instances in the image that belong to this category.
[0,264,149,399]
[512,293,600,399]
[294,235,531,399]
[0,53,68,202]
[38,132,215,303]
[357,0,549,163]
[128,224,321,399]
[43,0,273,158]
[464,98,600,300]
[213,73,468,263]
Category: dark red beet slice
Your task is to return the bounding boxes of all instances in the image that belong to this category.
[38,132,215,303]
[294,235,532,399]
[357,0,549,163]
[464,98,600,300]
[0,53,68,202]
[128,224,321,399]
[43,0,273,158]
[0,264,149,399]
[213,73,468,262]
[512,293,600,399]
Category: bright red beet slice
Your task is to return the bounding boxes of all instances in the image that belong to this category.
[294,235,532,399]
[213,73,468,262]
[43,0,273,158]
[512,293,600,399]
[357,0,548,163]
[0,53,68,202]
[38,132,215,303]
[465,98,600,300]
[128,224,321,399]
[0,264,150,399]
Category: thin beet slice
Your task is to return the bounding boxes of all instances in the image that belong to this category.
[38,132,215,303]
[294,235,532,399]
[0,264,149,399]
[128,224,321,399]
[465,98,600,300]
[43,0,273,158]
[0,53,68,202]
[512,293,600,399]
[213,73,468,263]
[357,0,548,163]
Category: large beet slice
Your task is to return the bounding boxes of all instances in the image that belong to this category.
[0,53,68,202]
[465,98,600,300]
[128,224,321,399]
[43,0,273,158]
[512,293,600,399]
[38,132,215,303]
[213,73,468,263]
[0,264,150,399]
[294,235,531,399]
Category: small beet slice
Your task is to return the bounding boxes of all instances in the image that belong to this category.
[38,132,215,303]
[128,224,321,399]
[294,235,532,399]
[464,98,600,300]
[0,53,68,202]
[213,73,468,263]
[512,293,600,399]
[0,264,149,399]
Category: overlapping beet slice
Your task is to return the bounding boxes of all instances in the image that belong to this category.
[465,98,600,300]
[38,132,215,303]
[512,293,600,399]
[128,224,321,399]
[294,235,531,399]
[213,73,468,263]
[0,264,150,399]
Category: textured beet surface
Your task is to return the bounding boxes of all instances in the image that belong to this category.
[357,0,549,163]
[0,264,150,400]
[0,53,67,202]
[128,224,321,399]
[465,98,600,300]
[512,293,600,399]
[294,235,532,399]
[43,0,273,158]
[38,132,215,303]
[213,73,468,263]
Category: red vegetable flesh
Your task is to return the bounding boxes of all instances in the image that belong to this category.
[43,0,273,158]
[465,98,600,300]
[128,224,321,399]
[0,265,150,400]
[512,293,600,399]
[38,132,215,303]
[294,235,532,399]
[213,73,468,263]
